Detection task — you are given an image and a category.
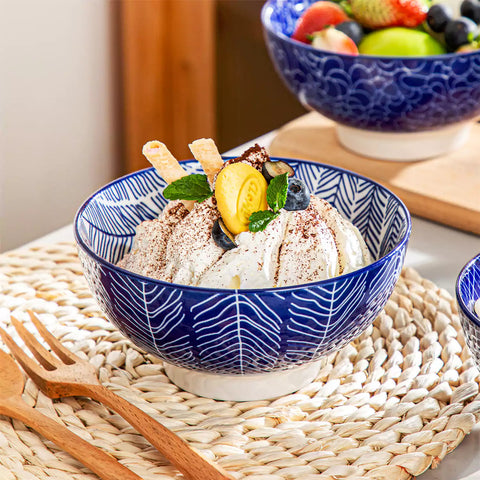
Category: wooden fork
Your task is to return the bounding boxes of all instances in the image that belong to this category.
[0,312,234,480]
[0,349,143,480]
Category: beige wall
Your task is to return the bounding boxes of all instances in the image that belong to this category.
[0,0,119,251]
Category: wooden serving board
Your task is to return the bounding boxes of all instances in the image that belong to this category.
[269,112,480,235]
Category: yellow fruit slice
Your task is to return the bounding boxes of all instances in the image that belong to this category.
[215,163,268,235]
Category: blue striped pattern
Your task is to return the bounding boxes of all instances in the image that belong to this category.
[75,159,411,374]
[456,255,480,372]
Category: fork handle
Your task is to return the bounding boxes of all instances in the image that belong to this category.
[2,399,143,480]
[81,384,234,480]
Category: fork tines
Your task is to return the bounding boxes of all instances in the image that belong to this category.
[0,311,82,383]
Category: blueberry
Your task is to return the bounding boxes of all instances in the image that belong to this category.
[445,17,478,51]
[334,20,364,45]
[212,219,237,250]
[284,177,310,211]
[461,0,480,24]
[261,160,295,183]
[426,4,453,33]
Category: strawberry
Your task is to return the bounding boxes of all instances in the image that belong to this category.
[292,1,349,43]
[310,27,359,55]
[349,0,428,29]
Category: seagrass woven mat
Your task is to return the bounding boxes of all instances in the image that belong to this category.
[0,242,479,480]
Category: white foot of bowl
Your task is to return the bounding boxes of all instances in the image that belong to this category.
[336,122,472,161]
[164,361,323,401]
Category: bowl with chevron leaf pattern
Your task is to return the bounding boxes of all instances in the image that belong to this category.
[456,254,480,371]
[74,157,411,401]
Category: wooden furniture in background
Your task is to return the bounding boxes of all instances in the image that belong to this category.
[119,0,306,173]
[120,0,216,172]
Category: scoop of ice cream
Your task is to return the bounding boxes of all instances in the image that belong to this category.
[197,195,371,289]
[275,199,340,287]
[162,197,224,285]
[307,196,371,275]
[198,213,288,289]
[117,200,189,280]
[118,144,372,289]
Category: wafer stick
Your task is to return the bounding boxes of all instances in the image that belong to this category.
[142,140,188,184]
[142,140,194,210]
[189,138,224,185]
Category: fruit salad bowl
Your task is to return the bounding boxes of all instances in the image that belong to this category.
[75,158,411,401]
[261,0,480,161]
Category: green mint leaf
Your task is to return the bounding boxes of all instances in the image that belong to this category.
[248,210,279,232]
[163,174,213,202]
[266,173,288,213]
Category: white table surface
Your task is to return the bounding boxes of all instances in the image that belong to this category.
[19,131,480,480]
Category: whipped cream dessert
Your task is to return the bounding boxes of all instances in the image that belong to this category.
[118,143,371,289]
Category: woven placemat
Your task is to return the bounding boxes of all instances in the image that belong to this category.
[0,242,479,480]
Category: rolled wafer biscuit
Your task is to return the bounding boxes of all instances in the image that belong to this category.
[189,138,224,185]
[142,140,194,210]
[142,140,188,184]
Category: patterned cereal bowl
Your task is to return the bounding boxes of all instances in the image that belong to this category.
[74,158,411,401]
[261,0,480,161]
[456,254,480,370]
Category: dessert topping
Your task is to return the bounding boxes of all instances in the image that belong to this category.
[249,173,288,232]
[284,178,311,211]
[163,174,213,202]
[261,160,295,183]
[212,218,238,250]
[215,163,268,235]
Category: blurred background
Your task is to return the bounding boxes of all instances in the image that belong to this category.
[0,0,305,251]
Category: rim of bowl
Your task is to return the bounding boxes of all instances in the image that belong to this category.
[74,157,412,294]
[260,0,480,61]
[456,253,480,326]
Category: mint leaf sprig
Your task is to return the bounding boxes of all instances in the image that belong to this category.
[163,174,213,202]
[249,173,288,232]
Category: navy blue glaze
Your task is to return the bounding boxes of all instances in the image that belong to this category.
[456,254,480,369]
[75,159,411,375]
[262,0,480,132]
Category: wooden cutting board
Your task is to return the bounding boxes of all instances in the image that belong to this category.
[269,112,480,236]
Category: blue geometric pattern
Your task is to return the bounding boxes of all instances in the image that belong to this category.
[75,159,411,375]
[261,0,480,132]
[456,255,480,369]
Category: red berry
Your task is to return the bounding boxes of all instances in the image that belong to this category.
[350,0,428,29]
[292,1,349,43]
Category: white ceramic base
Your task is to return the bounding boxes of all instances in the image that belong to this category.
[164,361,323,401]
[336,122,472,161]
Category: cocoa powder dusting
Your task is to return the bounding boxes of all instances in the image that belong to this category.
[222,144,270,172]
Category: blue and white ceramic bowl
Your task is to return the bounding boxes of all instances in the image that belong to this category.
[75,158,411,400]
[261,0,480,160]
[456,254,480,370]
